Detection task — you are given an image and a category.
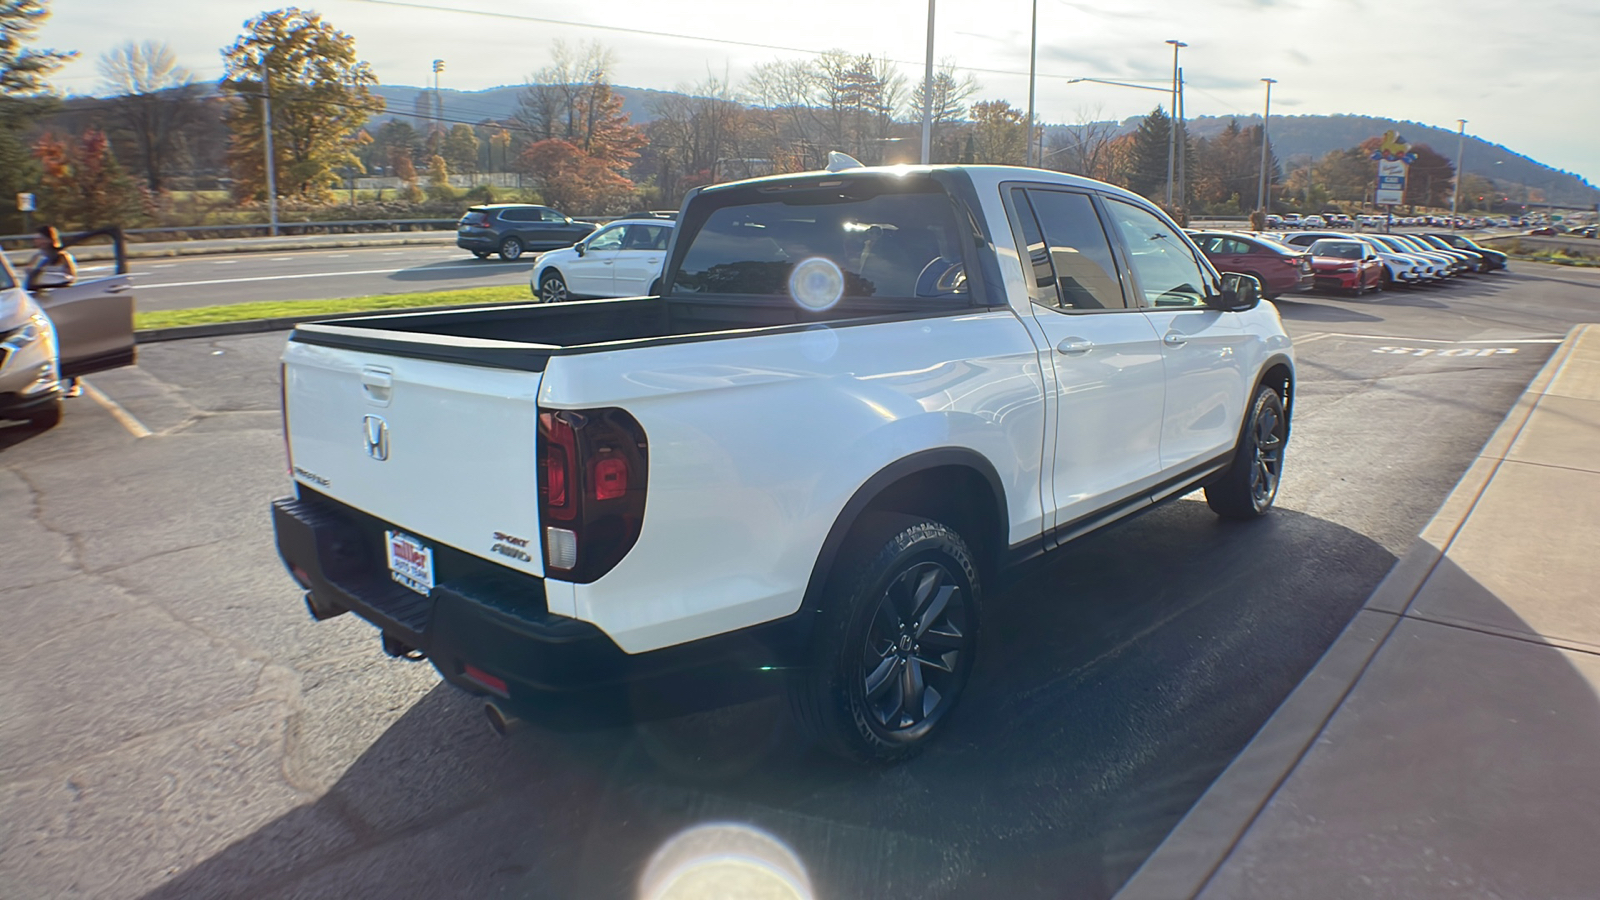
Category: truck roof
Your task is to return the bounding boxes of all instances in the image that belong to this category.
[698,164,1152,208]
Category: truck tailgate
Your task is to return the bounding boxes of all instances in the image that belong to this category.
[282,339,545,578]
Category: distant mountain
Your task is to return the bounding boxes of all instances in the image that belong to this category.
[369,83,679,130]
[1070,112,1596,206]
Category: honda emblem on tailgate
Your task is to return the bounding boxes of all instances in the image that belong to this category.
[363,415,389,460]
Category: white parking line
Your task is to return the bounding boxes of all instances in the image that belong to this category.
[212,259,237,265]
[1321,332,1563,345]
[151,263,176,268]
[80,379,152,438]
[327,253,350,258]
[1291,332,1331,345]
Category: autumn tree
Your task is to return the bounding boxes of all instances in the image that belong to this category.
[33,128,148,227]
[97,41,204,193]
[1191,118,1277,214]
[513,40,643,213]
[442,123,478,175]
[0,0,73,231]
[969,99,1027,165]
[220,8,382,203]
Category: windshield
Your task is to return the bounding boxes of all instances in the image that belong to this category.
[1311,240,1362,259]
[672,181,968,305]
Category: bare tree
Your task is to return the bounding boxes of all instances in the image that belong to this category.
[97,40,201,192]
[910,60,979,162]
[1048,104,1118,179]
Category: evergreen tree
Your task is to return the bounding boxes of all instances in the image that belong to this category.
[1127,106,1172,201]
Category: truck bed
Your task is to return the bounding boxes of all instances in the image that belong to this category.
[289,294,957,371]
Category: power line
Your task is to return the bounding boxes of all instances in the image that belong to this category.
[350,0,1169,88]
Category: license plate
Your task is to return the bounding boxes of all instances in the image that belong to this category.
[386,530,434,596]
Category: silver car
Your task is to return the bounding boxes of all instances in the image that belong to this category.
[0,232,136,429]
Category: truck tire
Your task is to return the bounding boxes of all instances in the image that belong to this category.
[788,516,981,764]
[1205,385,1287,519]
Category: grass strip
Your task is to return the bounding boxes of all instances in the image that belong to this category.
[135,284,532,330]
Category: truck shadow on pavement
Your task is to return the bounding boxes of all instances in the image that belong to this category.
[138,501,1526,900]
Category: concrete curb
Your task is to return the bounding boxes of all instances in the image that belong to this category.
[72,233,457,263]
[135,298,533,344]
[1112,325,1587,900]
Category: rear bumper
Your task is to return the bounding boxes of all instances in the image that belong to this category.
[271,489,804,723]
[456,233,499,252]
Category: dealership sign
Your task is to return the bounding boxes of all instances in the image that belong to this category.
[1371,130,1417,206]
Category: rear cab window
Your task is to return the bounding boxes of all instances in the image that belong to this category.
[1005,186,1128,312]
[668,173,972,312]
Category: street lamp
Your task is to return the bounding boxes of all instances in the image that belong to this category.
[1026,0,1038,166]
[432,59,446,136]
[1165,39,1186,209]
[1256,78,1277,221]
[920,0,935,164]
[1451,118,1467,229]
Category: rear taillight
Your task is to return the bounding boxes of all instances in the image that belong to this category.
[537,408,648,583]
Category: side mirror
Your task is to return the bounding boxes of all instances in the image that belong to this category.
[1366,254,1379,261]
[573,242,586,257]
[1211,272,1262,312]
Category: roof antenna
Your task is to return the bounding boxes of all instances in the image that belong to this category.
[825,151,865,173]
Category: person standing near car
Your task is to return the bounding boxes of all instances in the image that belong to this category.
[25,225,78,291]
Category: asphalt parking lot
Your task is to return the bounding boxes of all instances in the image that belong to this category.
[2,262,1597,899]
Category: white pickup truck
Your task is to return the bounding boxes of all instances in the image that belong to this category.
[273,164,1295,762]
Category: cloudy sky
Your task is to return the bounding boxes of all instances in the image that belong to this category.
[40,0,1600,182]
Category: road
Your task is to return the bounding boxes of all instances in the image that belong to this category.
[2,262,1597,899]
[124,243,535,312]
[118,227,1536,314]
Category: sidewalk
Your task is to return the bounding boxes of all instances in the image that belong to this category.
[62,229,457,262]
[1118,323,1600,899]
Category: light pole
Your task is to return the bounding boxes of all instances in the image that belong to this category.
[1450,118,1466,229]
[260,49,279,236]
[1026,0,1038,166]
[1164,39,1186,209]
[920,0,935,164]
[1256,78,1276,221]
[432,59,446,138]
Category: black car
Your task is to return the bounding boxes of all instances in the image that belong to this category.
[1426,233,1508,271]
[456,204,597,260]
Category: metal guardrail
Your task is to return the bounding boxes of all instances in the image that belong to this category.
[0,214,628,249]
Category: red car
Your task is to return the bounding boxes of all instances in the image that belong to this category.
[1190,231,1313,299]
[1308,239,1384,295]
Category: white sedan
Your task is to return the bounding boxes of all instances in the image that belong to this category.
[529,218,674,302]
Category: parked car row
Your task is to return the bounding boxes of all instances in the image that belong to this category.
[1276,230,1506,287]
[1193,226,1507,298]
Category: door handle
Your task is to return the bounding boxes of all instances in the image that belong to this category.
[1056,337,1093,355]
[1163,332,1189,347]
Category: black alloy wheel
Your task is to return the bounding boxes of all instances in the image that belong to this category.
[1206,386,1288,519]
[860,561,969,736]
[789,517,981,763]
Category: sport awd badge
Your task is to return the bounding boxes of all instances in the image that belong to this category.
[491,531,533,562]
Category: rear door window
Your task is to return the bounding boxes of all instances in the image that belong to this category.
[1010,188,1127,311]
[499,208,538,223]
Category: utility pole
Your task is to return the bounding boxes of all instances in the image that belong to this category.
[1164,39,1186,209]
[920,0,936,165]
[1026,0,1038,166]
[1176,66,1186,216]
[260,53,279,237]
[1256,78,1276,222]
[1450,118,1466,229]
